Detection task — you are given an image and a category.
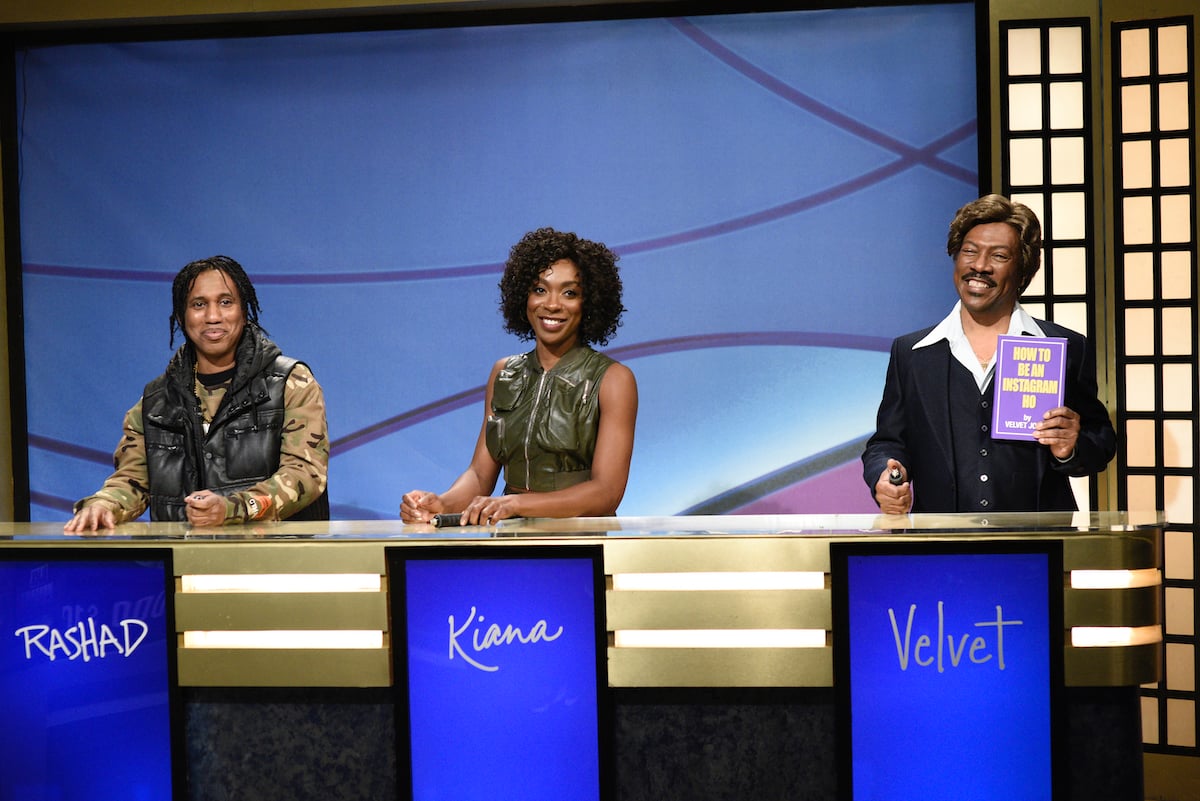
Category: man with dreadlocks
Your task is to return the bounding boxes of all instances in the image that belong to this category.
[65,255,329,530]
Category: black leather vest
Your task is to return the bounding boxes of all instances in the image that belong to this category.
[142,337,327,522]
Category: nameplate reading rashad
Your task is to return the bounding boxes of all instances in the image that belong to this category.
[991,335,1067,441]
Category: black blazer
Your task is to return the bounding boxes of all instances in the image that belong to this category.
[862,318,1117,513]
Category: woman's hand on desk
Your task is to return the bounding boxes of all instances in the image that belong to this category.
[460,494,522,526]
[401,490,444,524]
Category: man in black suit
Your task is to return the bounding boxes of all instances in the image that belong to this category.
[862,194,1116,514]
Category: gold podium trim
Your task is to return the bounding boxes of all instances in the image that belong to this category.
[0,513,1164,688]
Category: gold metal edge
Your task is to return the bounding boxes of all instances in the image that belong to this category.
[606,647,833,688]
[172,541,387,573]
[603,538,832,573]
[1064,585,1161,627]
[175,591,389,630]
[177,647,391,687]
[606,589,831,629]
[1064,642,1162,686]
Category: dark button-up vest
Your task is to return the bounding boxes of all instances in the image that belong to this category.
[948,361,1057,512]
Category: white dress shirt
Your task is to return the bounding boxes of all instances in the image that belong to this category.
[912,301,1045,392]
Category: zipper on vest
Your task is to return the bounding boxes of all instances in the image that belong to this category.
[522,370,550,490]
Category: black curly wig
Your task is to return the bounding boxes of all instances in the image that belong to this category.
[169,255,264,349]
[498,228,625,347]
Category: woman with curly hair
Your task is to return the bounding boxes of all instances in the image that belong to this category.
[401,227,638,525]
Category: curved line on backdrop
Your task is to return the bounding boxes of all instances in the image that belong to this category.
[332,330,892,453]
[29,332,890,515]
[23,136,975,285]
[667,16,977,186]
[29,330,892,467]
[23,90,975,287]
[679,435,871,515]
[32,432,877,519]
[30,491,74,515]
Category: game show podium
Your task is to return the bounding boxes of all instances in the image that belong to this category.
[0,511,1160,801]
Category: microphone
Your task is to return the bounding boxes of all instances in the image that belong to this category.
[430,512,526,528]
[888,467,905,486]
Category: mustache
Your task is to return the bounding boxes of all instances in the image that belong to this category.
[963,272,996,286]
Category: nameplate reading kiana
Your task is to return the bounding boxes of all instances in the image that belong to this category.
[991,335,1067,441]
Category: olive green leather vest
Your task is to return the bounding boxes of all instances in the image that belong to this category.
[485,346,615,492]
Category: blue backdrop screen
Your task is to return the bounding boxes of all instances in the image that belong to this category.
[395,549,605,801]
[0,551,177,800]
[834,543,1062,801]
[15,4,979,520]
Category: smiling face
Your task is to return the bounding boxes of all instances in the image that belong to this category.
[526,259,583,361]
[183,269,246,373]
[953,221,1024,325]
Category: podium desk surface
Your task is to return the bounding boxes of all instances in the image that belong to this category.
[0,509,1165,541]
[0,511,1163,689]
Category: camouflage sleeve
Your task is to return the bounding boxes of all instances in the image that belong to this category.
[73,400,152,523]
[222,362,330,523]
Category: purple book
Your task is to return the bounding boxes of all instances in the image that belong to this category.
[991,335,1067,441]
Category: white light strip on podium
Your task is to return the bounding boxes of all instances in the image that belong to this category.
[612,572,825,591]
[614,629,826,648]
[182,630,384,649]
[1070,625,1162,647]
[1069,569,1161,589]
[180,574,381,593]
